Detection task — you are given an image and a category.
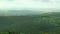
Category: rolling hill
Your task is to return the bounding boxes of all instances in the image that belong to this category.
[0,10,46,16]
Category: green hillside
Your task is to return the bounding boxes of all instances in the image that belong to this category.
[0,12,60,34]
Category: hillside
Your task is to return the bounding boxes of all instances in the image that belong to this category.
[0,12,60,34]
[41,12,60,16]
[0,10,46,16]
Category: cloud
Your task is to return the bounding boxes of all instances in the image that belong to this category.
[0,0,60,10]
[37,0,50,2]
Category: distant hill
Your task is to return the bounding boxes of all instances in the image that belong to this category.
[40,12,60,17]
[0,10,46,16]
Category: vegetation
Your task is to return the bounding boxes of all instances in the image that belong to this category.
[0,12,60,34]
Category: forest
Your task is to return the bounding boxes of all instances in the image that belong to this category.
[0,12,60,34]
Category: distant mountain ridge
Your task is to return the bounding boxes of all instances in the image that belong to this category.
[40,12,60,17]
[0,10,45,16]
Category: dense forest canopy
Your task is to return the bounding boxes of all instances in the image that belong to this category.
[0,11,60,34]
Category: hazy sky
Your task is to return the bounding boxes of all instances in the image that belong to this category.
[0,0,60,10]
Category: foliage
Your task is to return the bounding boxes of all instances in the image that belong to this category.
[0,12,60,34]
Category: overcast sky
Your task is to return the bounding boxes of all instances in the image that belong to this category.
[0,0,60,10]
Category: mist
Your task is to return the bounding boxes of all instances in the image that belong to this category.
[0,0,60,11]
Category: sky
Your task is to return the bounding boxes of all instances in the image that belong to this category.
[0,0,60,10]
